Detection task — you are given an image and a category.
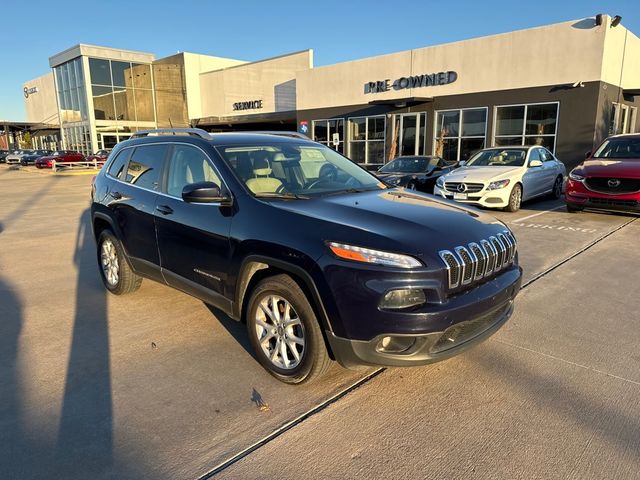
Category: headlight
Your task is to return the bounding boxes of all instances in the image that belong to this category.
[487,179,511,190]
[569,170,585,181]
[328,242,422,268]
[436,176,445,188]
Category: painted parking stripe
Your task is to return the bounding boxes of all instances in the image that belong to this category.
[513,205,564,223]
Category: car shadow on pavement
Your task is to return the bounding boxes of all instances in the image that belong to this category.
[204,303,257,361]
[54,209,114,477]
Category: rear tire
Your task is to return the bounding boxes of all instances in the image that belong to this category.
[97,229,142,295]
[504,184,522,212]
[550,176,563,199]
[246,274,332,384]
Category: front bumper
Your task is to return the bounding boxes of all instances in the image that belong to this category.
[433,185,510,208]
[566,179,640,213]
[320,260,522,368]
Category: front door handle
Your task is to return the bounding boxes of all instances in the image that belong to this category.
[156,205,174,215]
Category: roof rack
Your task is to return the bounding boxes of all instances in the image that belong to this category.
[131,128,213,140]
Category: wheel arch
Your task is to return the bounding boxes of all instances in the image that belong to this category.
[234,256,336,358]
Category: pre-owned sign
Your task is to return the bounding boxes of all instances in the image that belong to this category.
[232,100,263,111]
[364,71,457,94]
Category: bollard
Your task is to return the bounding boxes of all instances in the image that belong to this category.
[52,160,56,173]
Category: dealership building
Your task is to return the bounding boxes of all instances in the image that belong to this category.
[23,15,639,168]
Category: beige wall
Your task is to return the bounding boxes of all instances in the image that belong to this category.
[198,50,312,119]
[182,53,246,119]
[23,72,59,125]
[601,20,640,88]
[297,18,612,110]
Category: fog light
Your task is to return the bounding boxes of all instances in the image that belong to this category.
[379,288,426,309]
[376,336,416,353]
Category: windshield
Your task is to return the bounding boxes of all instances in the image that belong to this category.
[379,157,439,173]
[466,148,527,167]
[52,151,64,156]
[593,138,640,159]
[216,143,386,198]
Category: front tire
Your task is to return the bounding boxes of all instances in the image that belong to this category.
[246,274,331,384]
[566,203,583,213]
[504,184,522,212]
[97,229,142,295]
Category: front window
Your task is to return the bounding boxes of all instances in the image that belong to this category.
[494,103,558,152]
[216,143,386,198]
[466,148,528,167]
[379,156,440,173]
[593,137,640,159]
[434,108,487,162]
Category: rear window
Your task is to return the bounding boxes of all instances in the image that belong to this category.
[123,145,167,191]
[107,149,130,180]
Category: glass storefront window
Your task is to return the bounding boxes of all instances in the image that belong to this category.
[89,58,111,85]
[111,61,132,87]
[134,89,155,122]
[92,85,116,120]
[312,119,345,153]
[494,103,558,152]
[435,108,487,162]
[348,116,386,164]
[131,64,152,89]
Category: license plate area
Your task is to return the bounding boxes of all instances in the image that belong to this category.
[453,192,468,200]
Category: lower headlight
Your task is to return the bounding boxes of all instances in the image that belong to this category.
[487,179,511,190]
[379,288,426,309]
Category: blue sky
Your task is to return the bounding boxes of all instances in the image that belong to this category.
[1,0,638,121]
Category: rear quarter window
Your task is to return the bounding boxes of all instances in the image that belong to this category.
[107,149,130,180]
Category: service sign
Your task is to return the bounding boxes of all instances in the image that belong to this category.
[364,71,457,94]
[232,100,263,111]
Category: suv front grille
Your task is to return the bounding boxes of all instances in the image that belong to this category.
[439,231,517,290]
[585,177,640,195]
[444,182,484,193]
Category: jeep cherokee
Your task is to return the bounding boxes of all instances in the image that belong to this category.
[91,128,522,384]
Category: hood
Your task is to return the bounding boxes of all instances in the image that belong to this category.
[270,189,508,261]
[442,165,521,183]
[575,158,640,178]
[376,172,414,182]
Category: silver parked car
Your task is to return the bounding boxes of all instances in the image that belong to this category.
[434,146,566,212]
[5,149,35,165]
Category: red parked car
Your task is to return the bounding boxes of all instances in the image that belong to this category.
[35,150,85,169]
[566,134,640,214]
[86,149,110,163]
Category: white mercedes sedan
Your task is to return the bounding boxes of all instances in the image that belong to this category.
[433,146,566,212]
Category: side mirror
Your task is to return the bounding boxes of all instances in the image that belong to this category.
[458,160,466,167]
[182,181,232,205]
[585,151,591,159]
[529,159,543,168]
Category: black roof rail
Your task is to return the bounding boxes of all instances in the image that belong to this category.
[131,128,213,140]
[247,131,310,140]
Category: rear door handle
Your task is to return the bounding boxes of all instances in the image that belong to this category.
[109,191,122,200]
[156,205,174,215]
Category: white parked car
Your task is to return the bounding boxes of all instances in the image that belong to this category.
[434,146,566,212]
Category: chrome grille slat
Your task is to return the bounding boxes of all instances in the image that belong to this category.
[439,231,518,290]
[444,182,484,194]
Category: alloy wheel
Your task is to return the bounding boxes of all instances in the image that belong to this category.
[100,239,119,286]
[255,295,305,370]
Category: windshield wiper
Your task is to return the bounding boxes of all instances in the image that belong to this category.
[254,192,310,200]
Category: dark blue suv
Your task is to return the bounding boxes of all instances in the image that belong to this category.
[91,129,522,384]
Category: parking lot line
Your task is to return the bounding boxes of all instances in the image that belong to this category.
[513,205,564,223]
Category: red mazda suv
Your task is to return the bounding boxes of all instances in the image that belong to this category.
[566,134,640,213]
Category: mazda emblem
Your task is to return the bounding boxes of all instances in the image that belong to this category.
[608,179,621,188]
[457,183,467,193]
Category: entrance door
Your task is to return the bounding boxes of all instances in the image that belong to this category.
[395,113,426,158]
